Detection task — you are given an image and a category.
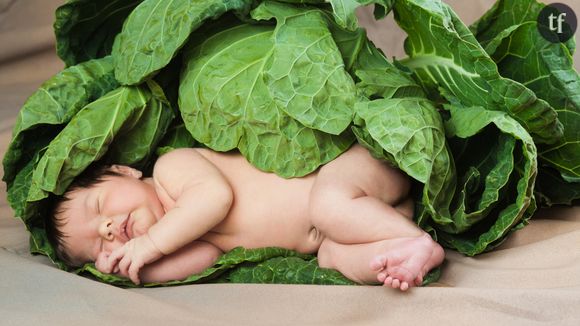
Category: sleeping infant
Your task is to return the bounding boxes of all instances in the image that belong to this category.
[48,144,444,291]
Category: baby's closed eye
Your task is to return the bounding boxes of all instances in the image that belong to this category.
[95,195,101,214]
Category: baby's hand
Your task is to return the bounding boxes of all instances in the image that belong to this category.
[98,234,164,284]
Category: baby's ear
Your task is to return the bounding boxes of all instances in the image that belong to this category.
[109,165,143,179]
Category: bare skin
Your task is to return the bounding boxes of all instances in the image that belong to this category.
[58,145,444,290]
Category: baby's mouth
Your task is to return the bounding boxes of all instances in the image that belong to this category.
[120,216,131,241]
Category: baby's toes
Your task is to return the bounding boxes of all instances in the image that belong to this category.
[391,278,400,289]
[383,275,393,287]
[400,281,409,291]
[377,271,387,283]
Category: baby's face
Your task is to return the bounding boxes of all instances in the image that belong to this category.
[59,172,165,266]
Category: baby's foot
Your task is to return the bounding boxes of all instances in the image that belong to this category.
[369,233,444,291]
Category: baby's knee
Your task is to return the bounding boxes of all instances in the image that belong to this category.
[396,171,412,199]
[394,196,415,219]
[379,166,412,205]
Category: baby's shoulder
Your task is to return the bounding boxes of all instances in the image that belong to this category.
[153,147,231,184]
[154,148,209,170]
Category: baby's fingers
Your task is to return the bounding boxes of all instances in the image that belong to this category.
[128,262,143,285]
[117,254,132,278]
[106,246,127,273]
[117,255,141,285]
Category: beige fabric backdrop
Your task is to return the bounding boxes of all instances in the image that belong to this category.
[1,1,580,325]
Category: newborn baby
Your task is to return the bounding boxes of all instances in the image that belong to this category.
[48,144,444,291]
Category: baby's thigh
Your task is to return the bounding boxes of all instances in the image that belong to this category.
[313,144,410,205]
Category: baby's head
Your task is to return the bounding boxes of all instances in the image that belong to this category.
[46,164,165,267]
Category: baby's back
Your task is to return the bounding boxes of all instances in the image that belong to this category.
[194,148,322,253]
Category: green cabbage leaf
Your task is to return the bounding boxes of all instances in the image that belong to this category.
[54,0,143,66]
[394,0,563,145]
[112,0,253,85]
[470,0,580,205]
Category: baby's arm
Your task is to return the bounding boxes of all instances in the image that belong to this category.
[138,240,223,284]
[148,148,233,254]
[104,148,233,283]
[97,240,223,284]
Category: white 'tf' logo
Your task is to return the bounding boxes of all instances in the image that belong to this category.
[548,12,567,33]
[538,4,576,43]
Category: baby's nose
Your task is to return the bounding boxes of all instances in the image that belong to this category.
[99,218,115,241]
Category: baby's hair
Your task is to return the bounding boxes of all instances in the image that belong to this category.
[45,163,123,267]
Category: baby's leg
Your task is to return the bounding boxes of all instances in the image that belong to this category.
[317,235,444,291]
[309,144,422,244]
[310,144,445,289]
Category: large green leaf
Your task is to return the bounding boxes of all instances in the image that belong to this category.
[437,105,537,254]
[3,58,119,222]
[28,86,150,201]
[325,20,367,72]
[487,23,580,199]
[535,167,580,206]
[179,23,353,178]
[355,98,447,184]
[155,116,198,157]
[2,57,118,185]
[260,0,394,31]
[252,1,356,135]
[54,0,143,66]
[470,0,580,204]
[105,80,175,169]
[6,155,40,219]
[325,0,393,31]
[469,0,575,55]
[352,39,425,99]
[113,0,252,85]
[327,0,363,31]
[393,0,563,145]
